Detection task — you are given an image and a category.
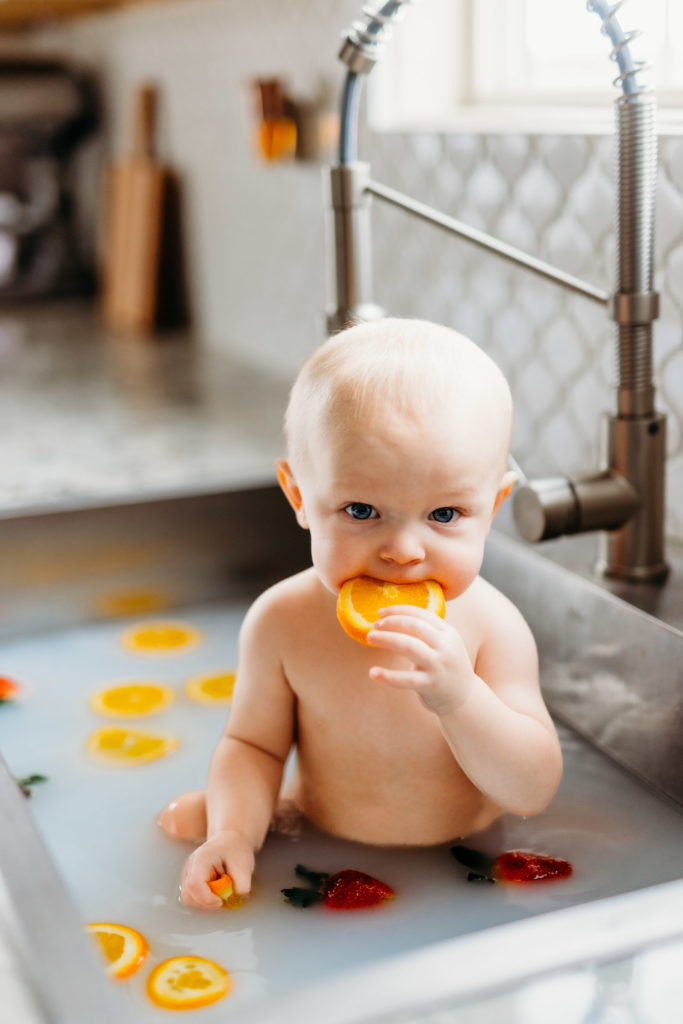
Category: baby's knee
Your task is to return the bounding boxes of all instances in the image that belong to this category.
[157,791,207,842]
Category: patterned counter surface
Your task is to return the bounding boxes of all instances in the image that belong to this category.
[0,302,291,513]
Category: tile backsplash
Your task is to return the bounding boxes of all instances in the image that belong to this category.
[6,0,683,540]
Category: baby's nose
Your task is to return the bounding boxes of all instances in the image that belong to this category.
[379,527,425,565]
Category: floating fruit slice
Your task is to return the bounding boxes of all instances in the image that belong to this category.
[495,850,573,883]
[0,676,20,702]
[121,621,201,654]
[282,864,395,910]
[451,845,573,884]
[89,682,176,718]
[208,873,243,909]
[337,576,445,645]
[96,588,170,618]
[185,671,236,705]
[86,726,179,765]
[147,956,232,1010]
[86,922,148,979]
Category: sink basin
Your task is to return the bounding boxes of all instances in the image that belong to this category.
[1,487,682,1023]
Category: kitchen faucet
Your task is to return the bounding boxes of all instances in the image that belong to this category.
[325,0,667,583]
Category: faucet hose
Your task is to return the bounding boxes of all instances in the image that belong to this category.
[615,92,657,411]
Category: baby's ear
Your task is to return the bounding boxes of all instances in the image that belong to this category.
[276,459,309,528]
[491,470,517,519]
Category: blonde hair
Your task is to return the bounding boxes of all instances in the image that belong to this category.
[284,318,512,472]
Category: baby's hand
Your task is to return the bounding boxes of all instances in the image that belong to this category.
[179,829,254,910]
[366,605,477,715]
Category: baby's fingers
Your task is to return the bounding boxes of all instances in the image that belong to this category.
[180,864,224,909]
[369,665,426,689]
[180,848,250,910]
[370,612,443,647]
[378,604,448,627]
[367,625,435,665]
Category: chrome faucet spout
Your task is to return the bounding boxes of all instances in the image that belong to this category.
[326,0,668,582]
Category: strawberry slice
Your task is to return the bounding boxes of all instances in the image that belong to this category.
[494,850,572,883]
[323,869,395,910]
[282,864,395,910]
[450,844,572,884]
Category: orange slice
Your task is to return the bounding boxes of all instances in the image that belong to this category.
[95,588,171,618]
[121,621,201,654]
[147,956,232,1010]
[208,873,243,909]
[185,671,236,705]
[337,576,446,645]
[0,676,20,702]
[86,726,179,765]
[86,922,148,979]
[89,682,175,718]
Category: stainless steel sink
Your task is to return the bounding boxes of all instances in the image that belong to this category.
[1,486,682,1024]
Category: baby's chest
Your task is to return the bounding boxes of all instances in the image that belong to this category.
[285,634,442,748]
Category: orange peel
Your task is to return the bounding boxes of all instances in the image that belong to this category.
[337,576,445,645]
[86,922,148,979]
[146,956,232,1009]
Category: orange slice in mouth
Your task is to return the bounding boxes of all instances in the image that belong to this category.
[89,682,175,718]
[185,671,236,705]
[121,621,201,654]
[147,956,232,1009]
[86,726,179,765]
[86,922,148,979]
[337,576,445,645]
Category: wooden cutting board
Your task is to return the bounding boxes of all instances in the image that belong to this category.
[101,83,167,333]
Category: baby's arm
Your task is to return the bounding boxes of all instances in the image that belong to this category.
[180,588,296,909]
[366,588,562,816]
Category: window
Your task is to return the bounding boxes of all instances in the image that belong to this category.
[368,0,683,133]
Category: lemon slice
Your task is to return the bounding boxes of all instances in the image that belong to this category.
[147,956,232,1009]
[86,726,179,765]
[185,671,236,705]
[86,922,148,979]
[89,682,175,718]
[121,621,201,654]
[337,576,446,645]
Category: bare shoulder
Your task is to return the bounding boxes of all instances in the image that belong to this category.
[456,576,540,692]
[240,567,323,642]
[468,575,536,647]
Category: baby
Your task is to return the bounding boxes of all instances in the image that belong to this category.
[160,317,563,909]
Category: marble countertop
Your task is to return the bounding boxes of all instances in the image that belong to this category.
[0,303,291,515]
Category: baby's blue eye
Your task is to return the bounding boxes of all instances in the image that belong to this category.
[430,507,459,524]
[344,503,377,520]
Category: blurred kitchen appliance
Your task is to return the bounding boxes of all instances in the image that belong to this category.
[0,57,98,299]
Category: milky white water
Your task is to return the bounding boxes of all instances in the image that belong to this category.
[1,599,682,1020]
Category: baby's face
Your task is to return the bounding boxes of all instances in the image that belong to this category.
[290,407,510,603]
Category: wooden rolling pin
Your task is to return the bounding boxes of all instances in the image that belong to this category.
[101,83,167,333]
